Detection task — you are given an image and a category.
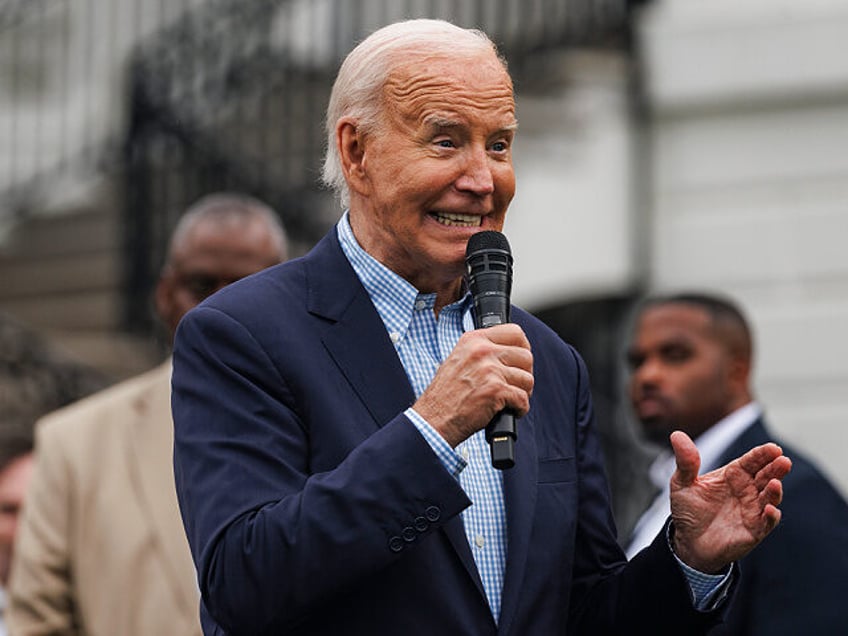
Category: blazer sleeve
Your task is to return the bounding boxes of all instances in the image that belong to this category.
[8,421,80,635]
[564,351,731,635]
[172,305,472,634]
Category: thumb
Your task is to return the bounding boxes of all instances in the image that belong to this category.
[670,430,701,487]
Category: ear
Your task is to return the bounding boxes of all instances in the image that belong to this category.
[728,353,751,394]
[337,118,369,196]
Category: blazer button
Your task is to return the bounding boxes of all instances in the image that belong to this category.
[425,506,441,522]
[388,536,404,553]
[402,526,416,543]
[413,516,428,532]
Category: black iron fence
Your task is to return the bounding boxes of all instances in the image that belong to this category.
[1,0,650,529]
[1,0,641,332]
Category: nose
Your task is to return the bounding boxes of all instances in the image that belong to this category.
[455,145,494,195]
[633,356,663,390]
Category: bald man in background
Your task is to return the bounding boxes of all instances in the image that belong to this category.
[8,193,288,636]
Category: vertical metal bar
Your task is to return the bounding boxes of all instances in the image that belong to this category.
[33,3,44,180]
[10,6,21,191]
[59,0,70,170]
[83,0,94,165]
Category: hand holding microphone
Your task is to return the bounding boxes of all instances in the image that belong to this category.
[411,231,532,466]
[465,231,519,469]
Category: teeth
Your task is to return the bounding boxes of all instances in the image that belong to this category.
[433,212,482,227]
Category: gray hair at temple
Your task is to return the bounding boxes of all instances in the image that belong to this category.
[321,18,510,208]
[165,192,289,266]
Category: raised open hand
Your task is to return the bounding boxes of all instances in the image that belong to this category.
[668,430,792,573]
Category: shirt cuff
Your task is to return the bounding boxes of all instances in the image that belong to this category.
[667,523,734,611]
[405,407,466,478]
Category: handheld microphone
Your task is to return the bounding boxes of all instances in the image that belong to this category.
[465,230,516,470]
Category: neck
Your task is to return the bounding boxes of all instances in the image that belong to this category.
[432,279,465,316]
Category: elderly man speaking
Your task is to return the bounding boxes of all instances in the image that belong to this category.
[171,19,790,636]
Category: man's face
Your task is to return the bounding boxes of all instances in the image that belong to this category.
[626,304,737,445]
[156,217,283,334]
[0,453,34,585]
[347,49,517,294]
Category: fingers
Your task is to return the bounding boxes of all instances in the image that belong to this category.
[759,477,784,509]
[762,502,782,532]
[754,454,792,492]
[417,325,534,446]
[478,323,532,349]
[467,328,534,416]
[737,442,784,476]
[462,326,534,391]
[670,431,701,487]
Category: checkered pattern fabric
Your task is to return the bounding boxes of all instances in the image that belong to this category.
[338,214,507,621]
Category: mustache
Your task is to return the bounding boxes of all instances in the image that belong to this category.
[633,386,670,405]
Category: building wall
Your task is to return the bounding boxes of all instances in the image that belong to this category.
[639,0,848,495]
[507,50,638,309]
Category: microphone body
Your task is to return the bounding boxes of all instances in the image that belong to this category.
[465,231,516,470]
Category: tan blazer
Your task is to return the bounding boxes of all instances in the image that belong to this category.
[8,362,201,636]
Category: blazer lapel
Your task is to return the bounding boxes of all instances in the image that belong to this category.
[303,231,489,604]
[126,362,199,618]
[497,410,538,634]
[304,231,415,428]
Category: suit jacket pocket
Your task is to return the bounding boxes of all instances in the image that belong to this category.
[537,457,576,484]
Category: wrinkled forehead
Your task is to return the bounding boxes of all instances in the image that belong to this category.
[382,51,515,124]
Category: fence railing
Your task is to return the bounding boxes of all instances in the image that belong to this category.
[0,0,639,331]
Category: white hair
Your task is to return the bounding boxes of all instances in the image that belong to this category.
[321,19,508,207]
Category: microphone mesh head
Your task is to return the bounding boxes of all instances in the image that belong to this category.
[466,231,511,257]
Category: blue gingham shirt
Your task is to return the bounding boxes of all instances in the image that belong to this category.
[338,214,507,619]
[337,213,729,618]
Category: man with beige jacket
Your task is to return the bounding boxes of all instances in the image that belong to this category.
[7,193,288,635]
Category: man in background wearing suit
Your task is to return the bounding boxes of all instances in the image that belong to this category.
[172,19,791,635]
[625,292,848,635]
[8,193,288,636]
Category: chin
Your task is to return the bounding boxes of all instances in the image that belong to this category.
[642,422,674,446]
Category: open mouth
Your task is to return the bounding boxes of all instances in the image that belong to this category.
[431,212,482,227]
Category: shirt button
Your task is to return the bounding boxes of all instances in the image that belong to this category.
[414,300,426,310]
[461,446,470,461]
[389,331,401,344]
[474,534,485,548]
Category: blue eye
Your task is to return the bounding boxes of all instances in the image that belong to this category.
[437,139,455,148]
[491,141,508,152]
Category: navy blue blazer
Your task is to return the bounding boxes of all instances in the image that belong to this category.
[711,418,848,635]
[172,229,726,635]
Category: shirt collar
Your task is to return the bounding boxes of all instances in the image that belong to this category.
[336,212,472,338]
[648,402,763,489]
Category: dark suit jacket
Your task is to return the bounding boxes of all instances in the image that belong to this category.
[711,418,848,635]
[172,229,727,635]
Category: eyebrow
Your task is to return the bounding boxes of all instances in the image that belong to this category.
[423,115,460,129]
[422,115,519,134]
